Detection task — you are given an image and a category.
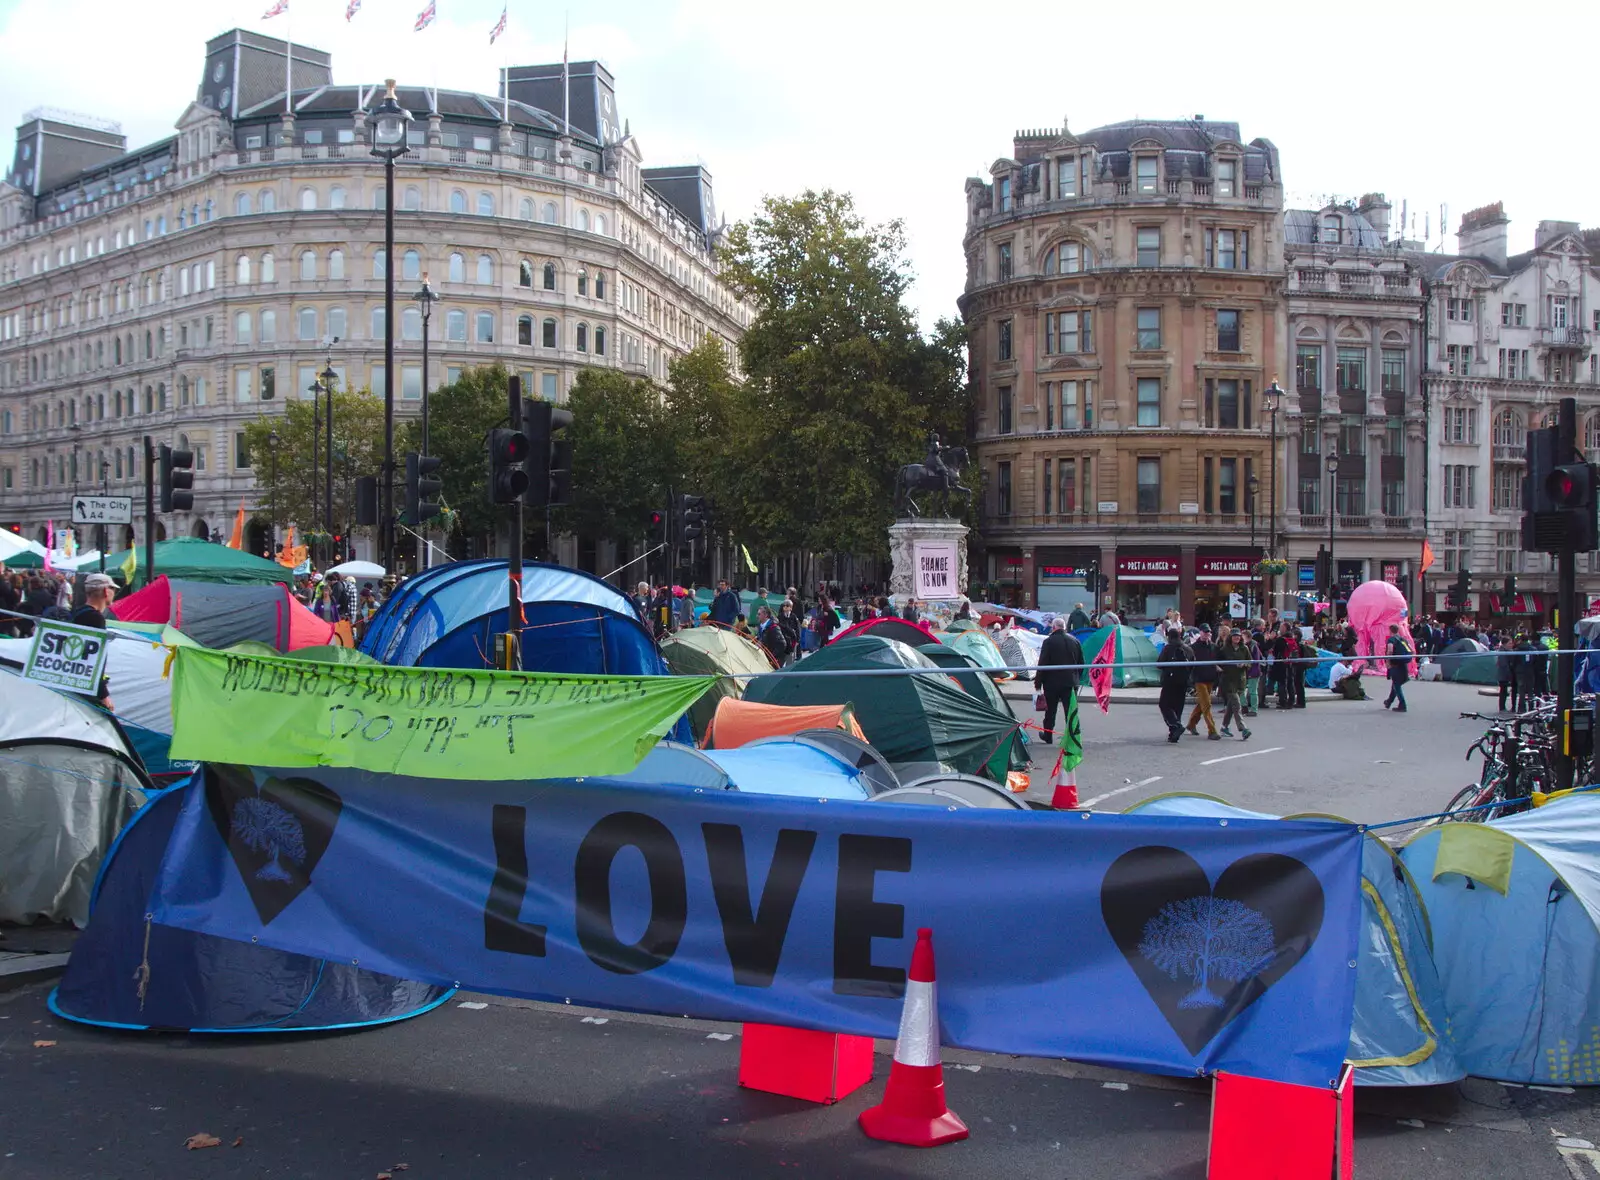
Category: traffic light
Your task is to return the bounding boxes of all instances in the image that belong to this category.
[1449,567,1471,610]
[354,476,378,526]
[1503,574,1518,611]
[1545,463,1599,552]
[648,509,665,539]
[488,428,530,504]
[1523,426,1600,553]
[159,443,194,512]
[523,399,574,508]
[1098,573,1110,594]
[678,494,707,541]
[1314,546,1330,592]
[405,451,443,523]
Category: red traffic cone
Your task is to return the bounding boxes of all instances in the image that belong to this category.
[858,928,969,1147]
[1048,749,1079,809]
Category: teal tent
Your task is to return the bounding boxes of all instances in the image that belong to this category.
[106,537,292,589]
[743,635,1025,781]
[1080,625,1160,687]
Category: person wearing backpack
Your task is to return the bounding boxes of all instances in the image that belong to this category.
[1382,623,1413,713]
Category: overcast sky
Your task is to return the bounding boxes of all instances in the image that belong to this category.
[2,0,1595,332]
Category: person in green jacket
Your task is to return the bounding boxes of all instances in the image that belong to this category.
[1217,629,1253,741]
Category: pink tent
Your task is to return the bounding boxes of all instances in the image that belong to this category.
[112,576,334,651]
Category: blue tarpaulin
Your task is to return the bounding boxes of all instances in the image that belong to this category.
[151,763,1364,1087]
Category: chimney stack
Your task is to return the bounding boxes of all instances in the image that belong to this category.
[1534,220,1579,249]
[1457,202,1508,265]
[1356,193,1391,243]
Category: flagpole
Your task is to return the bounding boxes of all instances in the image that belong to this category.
[562,12,570,135]
[285,7,292,116]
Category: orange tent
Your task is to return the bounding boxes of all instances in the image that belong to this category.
[704,698,866,750]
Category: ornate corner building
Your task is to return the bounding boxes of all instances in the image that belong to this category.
[0,28,750,559]
[960,119,1286,625]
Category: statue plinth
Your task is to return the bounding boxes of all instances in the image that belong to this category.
[889,518,969,601]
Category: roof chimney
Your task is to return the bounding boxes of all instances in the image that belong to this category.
[1534,219,1579,249]
[1357,192,1391,243]
[1456,201,1508,265]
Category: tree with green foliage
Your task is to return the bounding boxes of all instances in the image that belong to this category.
[241,385,386,550]
[556,367,680,547]
[662,339,739,513]
[398,364,513,550]
[717,190,969,557]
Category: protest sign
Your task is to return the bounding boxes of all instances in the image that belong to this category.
[167,646,714,780]
[24,619,109,695]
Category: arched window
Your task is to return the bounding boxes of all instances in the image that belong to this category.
[449,190,467,214]
[595,272,607,301]
[1044,241,1088,274]
[519,197,534,220]
[577,208,590,232]
[519,260,533,288]
[298,307,318,340]
[114,389,122,416]
[143,386,153,414]
[541,201,558,224]
[235,192,251,216]
[595,213,608,237]
[299,187,317,211]
[401,306,421,341]
[446,310,466,342]
[542,261,556,290]
[300,250,317,281]
[236,253,252,283]
[327,307,346,340]
[328,249,345,279]
[373,249,387,279]
[371,307,386,339]
[402,250,421,281]
[143,330,152,358]
[1493,409,1525,448]
[260,253,275,282]
[541,318,557,348]
[114,338,122,364]
[476,254,493,285]
[1587,415,1600,456]
[477,192,494,216]
[448,252,465,283]
[577,267,589,297]
[204,199,214,221]
[372,188,387,210]
[329,186,346,209]
[475,311,495,343]
[403,186,422,211]
[594,326,606,356]
[260,309,276,342]
[260,189,276,213]
[575,323,588,352]
[518,315,533,346]
[177,208,187,229]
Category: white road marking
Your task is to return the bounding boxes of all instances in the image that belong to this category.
[1200,747,1284,766]
[1081,776,1162,808]
[1101,1082,1129,1091]
[457,1001,488,1010]
[580,1016,609,1025]
[706,1032,732,1041]
[1561,1139,1596,1150]
[950,1063,982,1072]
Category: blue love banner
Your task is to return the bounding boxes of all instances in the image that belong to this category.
[151,765,1363,1087]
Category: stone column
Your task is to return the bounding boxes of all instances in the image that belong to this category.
[1180,544,1198,621]
[1021,547,1037,607]
[889,519,970,602]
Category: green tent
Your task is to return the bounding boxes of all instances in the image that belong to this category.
[224,640,378,665]
[743,635,1025,781]
[941,628,1009,677]
[917,643,1025,744]
[1081,624,1161,687]
[104,537,292,589]
[660,626,772,739]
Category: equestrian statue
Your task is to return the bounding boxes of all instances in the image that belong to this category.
[895,433,971,518]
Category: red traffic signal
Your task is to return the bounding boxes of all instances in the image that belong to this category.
[1547,465,1586,506]
[489,428,531,503]
[648,510,663,527]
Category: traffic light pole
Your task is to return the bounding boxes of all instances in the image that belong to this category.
[1556,397,1577,792]
[506,376,524,672]
[143,435,154,585]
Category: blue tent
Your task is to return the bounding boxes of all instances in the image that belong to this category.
[362,560,663,676]
[1402,794,1600,1084]
[50,781,453,1032]
[1128,793,1462,1087]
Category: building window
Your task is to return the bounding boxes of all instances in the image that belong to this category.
[1056,156,1076,199]
[996,385,1012,434]
[1136,378,1161,427]
[477,193,494,216]
[299,250,316,281]
[1215,380,1240,428]
[234,368,252,403]
[401,365,422,401]
[575,323,588,352]
[1216,309,1241,352]
[1296,344,1321,391]
[1446,345,1473,376]
[1383,479,1405,517]
[1492,410,1524,450]
[1044,310,1092,355]
[235,432,251,469]
[1496,530,1522,574]
[1215,159,1236,197]
[1136,307,1161,350]
[1444,465,1477,509]
[1135,227,1160,267]
[1381,349,1406,394]
[1321,215,1341,244]
[594,326,606,355]
[577,267,589,297]
[996,176,1012,213]
[446,309,467,342]
[519,260,533,288]
[402,186,422,211]
[477,254,493,285]
[996,318,1013,361]
[1046,242,1083,274]
[371,308,386,339]
[299,188,317,211]
[1497,348,1530,380]
[997,241,1012,281]
[401,307,421,341]
[518,315,533,346]
[329,186,345,209]
[373,250,386,279]
[1444,406,1477,444]
[993,460,1012,517]
[542,318,557,348]
[1501,302,1527,327]
[1492,465,1521,512]
[448,253,465,283]
[234,311,252,344]
[1204,228,1248,270]
[1447,297,1474,322]
[1135,156,1158,193]
[475,312,495,343]
[542,201,558,224]
[1336,347,1367,392]
[235,192,251,216]
[259,366,275,400]
[403,250,421,281]
[1137,457,1160,513]
[297,307,317,340]
[260,254,275,281]
[543,261,556,290]
[260,310,276,342]
[1298,474,1320,516]
[1219,458,1237,515]
[328,250,344,280]
[450,190,467,214]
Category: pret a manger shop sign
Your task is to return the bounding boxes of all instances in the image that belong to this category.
[24,619,109,694]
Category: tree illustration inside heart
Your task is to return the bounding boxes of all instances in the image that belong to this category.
[205,764,342,924]
[1100,847,1324,1055]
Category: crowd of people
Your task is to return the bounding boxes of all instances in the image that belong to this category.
[289,570,385,638]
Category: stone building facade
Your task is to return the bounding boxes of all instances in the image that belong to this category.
[0,29,749,562]
[960,118,1286,625]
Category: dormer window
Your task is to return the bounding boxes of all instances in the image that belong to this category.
[1216,159,1236,197]
[1056,156,1077,199]
[1136,156,1159,193]
[997,176,1012,213]
[1321,215,1342,244]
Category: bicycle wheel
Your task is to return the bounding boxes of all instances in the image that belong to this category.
[1442,782,1489,822]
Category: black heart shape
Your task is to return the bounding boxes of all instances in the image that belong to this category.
[205,764,343,925]
[1100,847,1325,1055]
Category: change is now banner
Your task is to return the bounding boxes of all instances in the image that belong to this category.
[167,647,714,780]
[152,765,1364,1087]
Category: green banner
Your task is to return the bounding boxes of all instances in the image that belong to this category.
[1060,690,1083,773]
[168,647,715,781]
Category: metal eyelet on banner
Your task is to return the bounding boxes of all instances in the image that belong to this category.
[1219,819,1229,826]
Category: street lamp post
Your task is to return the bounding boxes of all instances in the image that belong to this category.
[1326,448,1340,622]
[309,374,324,564]
[321,359,337,557]
[1263,380,1282,615]
[370,79,412,578]
[269,428,280,555]
[412,274,439,455]
[98,458,110,573]
[1247,471,1260,618]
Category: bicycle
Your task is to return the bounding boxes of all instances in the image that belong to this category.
[1447,709,1555,822]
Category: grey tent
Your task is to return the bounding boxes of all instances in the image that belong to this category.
[1436,637,1497,684]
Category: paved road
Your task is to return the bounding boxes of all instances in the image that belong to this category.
[3,981,1595,1180]
[1015,677,1491,827]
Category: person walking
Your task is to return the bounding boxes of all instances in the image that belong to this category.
[1284,624,1309,709]
[678,583,699,629]
[1157,627,1192,742]
[1382,623,1413,712]
[901,596,919,622]
[1243,623,1264,716]
[709,579,741,627]
[1217,630,1252,741]
[1496,636,1517,713]
[1185,628,1222,740]
[756,605,790,664]
[1067,601,1091,631]
[812,594,840,645]
[776,599,802,663]
[1037,618,1084,744]
[1513,632,1540,710]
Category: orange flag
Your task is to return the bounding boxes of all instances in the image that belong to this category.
[226,497,247,549]
[1419,538,1436,575]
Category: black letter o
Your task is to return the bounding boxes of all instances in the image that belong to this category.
[575,812,687,974]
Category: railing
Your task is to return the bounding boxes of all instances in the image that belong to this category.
[1492,444,1526,462]
[1115,181,1131,196]
[1539,326,1591,348]
[1192,181,1212,197]
[1244,185,1262,199]
[448,148,467,164]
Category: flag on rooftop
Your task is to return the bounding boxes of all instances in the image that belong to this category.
[345,0,361,21]
[490,6,507,43]
[262,0,288,17]
[414,0,436,31]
